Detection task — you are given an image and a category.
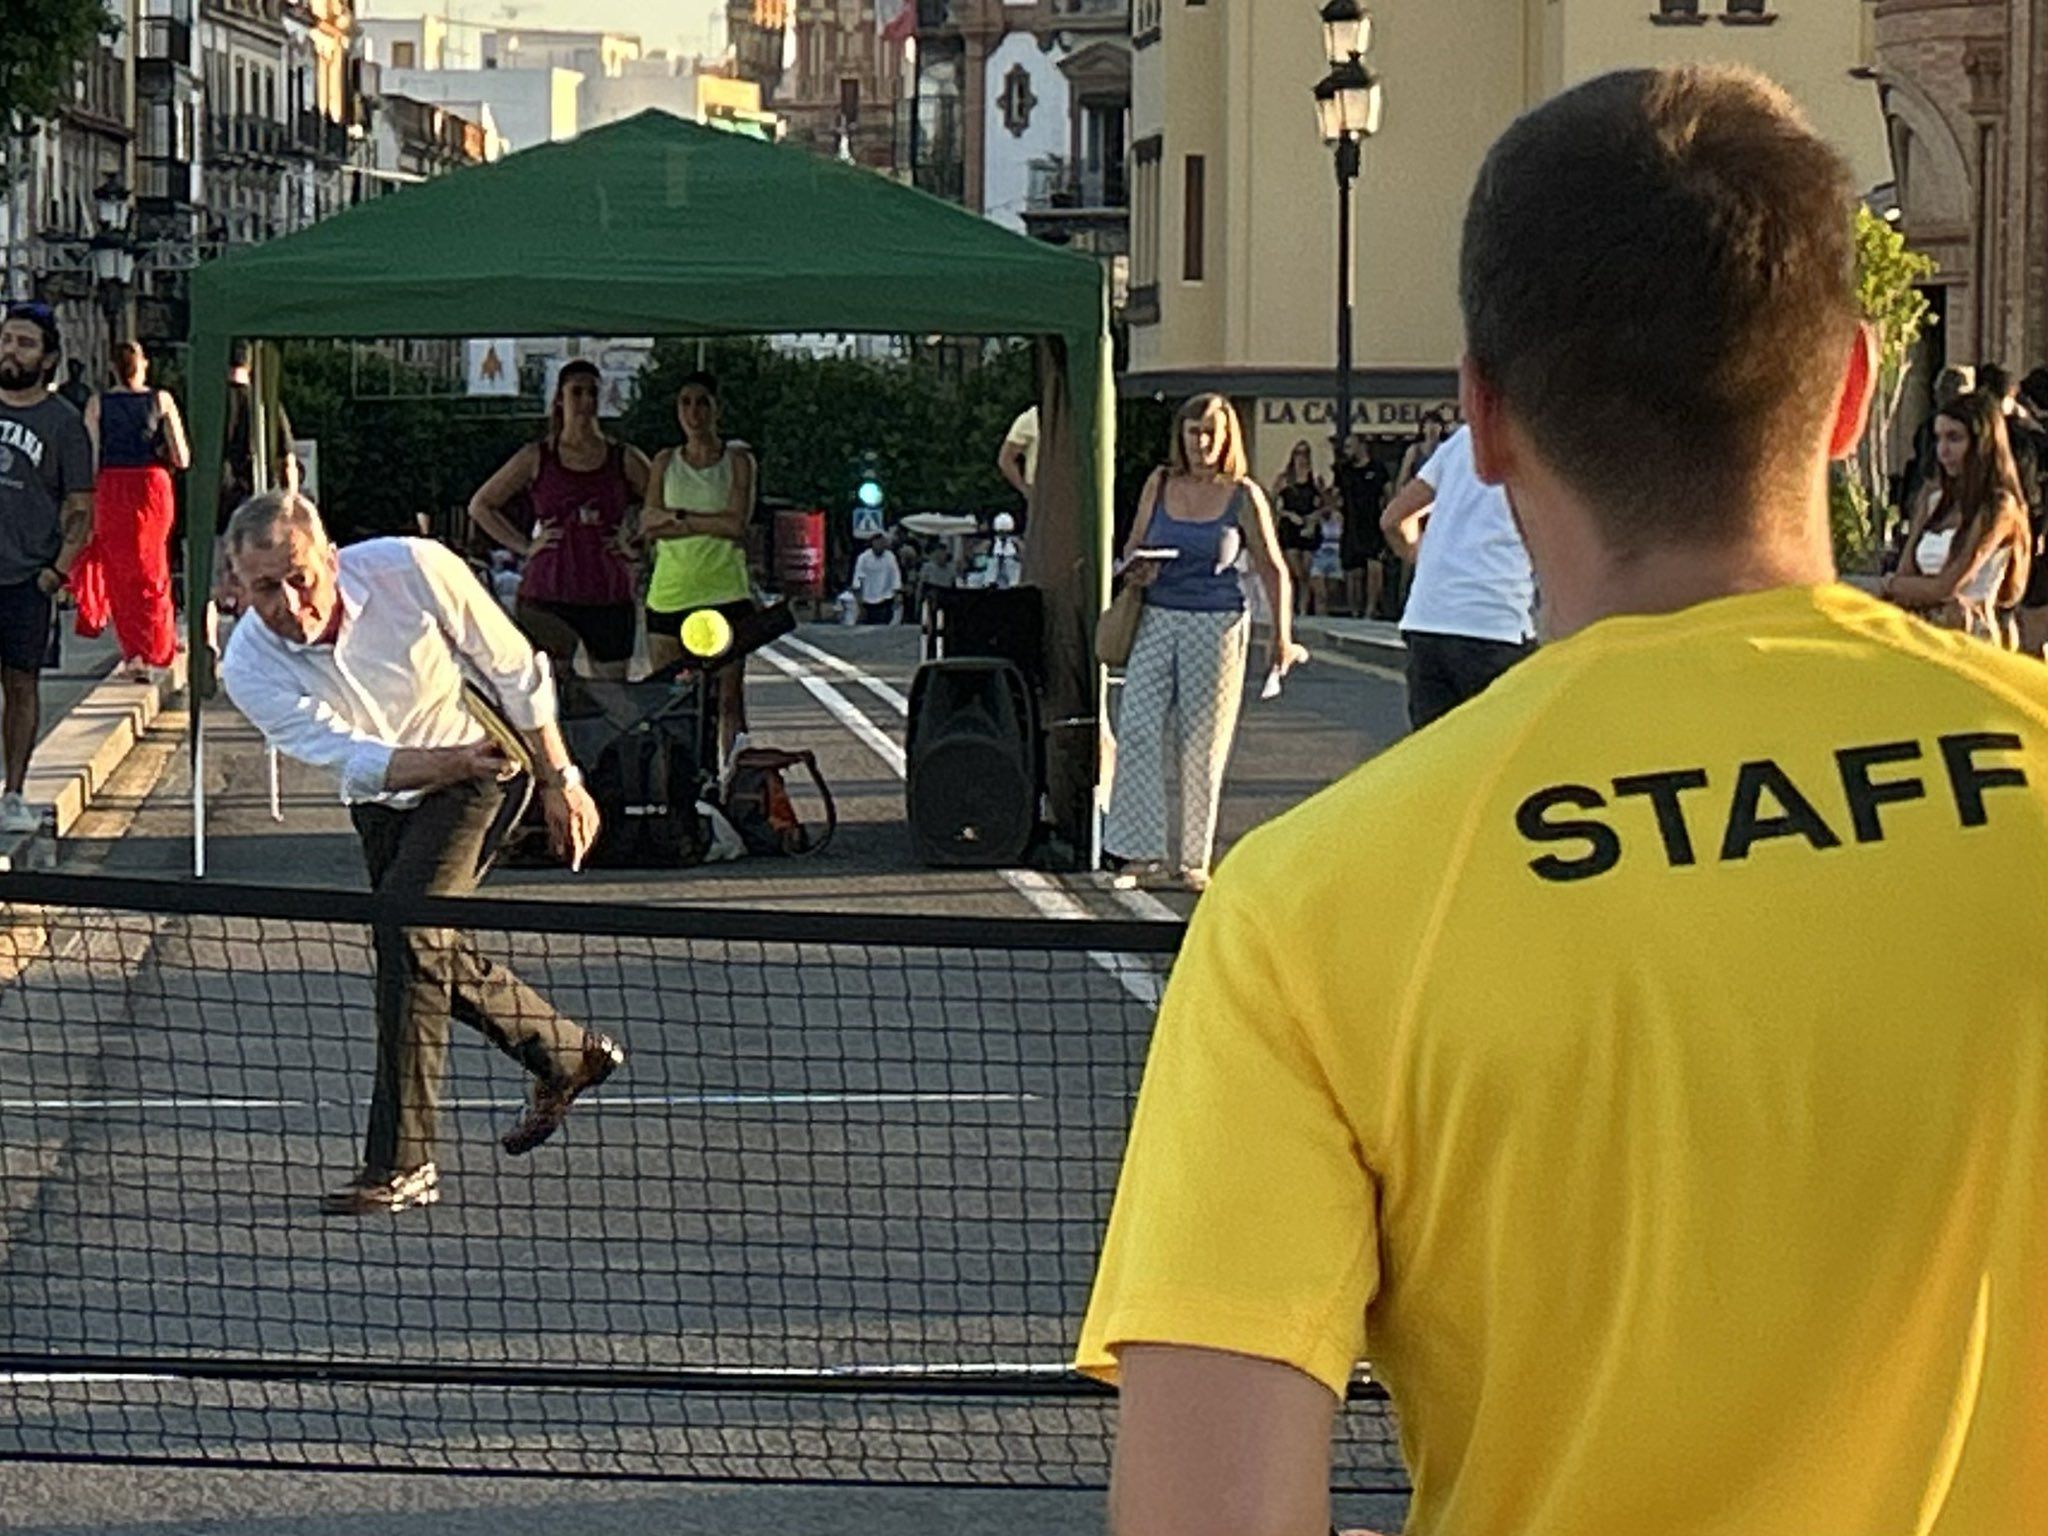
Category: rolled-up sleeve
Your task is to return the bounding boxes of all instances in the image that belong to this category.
[412,539,557,730]
[221,637,395,804]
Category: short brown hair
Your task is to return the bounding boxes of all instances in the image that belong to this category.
[1460,66,1859,552]
[111,340,145,379]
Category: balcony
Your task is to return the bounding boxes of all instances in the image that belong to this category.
[1025,155,1127,213]
[139,16,194,64]
[1049,0,1127,27]
[1021,156,1128,256]
[209,113,287,159]
[137,155,201,206]
[294,108,350,160]
[68,50,127,130]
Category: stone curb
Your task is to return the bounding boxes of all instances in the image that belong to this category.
[0,655,188,873]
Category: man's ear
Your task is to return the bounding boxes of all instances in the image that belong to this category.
[1826,324,1878,461]
[1459,355,1511,487]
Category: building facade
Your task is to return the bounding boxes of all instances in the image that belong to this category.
[3,0,133,373]
[1129,0,1893,478]
[780,1,904,168]
[1871,0,2048,373]
[726,0,791,102]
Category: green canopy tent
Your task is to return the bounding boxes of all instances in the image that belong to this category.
[183,111,1114,874]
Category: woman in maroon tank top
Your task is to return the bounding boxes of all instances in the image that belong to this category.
[468,360,650,679]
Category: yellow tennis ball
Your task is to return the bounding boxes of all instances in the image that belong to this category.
[681,607,733,658]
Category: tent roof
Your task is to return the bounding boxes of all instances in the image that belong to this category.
[188,112,1106,342]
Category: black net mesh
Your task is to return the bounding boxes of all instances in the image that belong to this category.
[0,874,1406,1490]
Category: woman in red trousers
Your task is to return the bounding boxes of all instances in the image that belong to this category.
[79,341,189,677]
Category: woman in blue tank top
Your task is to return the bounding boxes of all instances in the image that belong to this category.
[76,341,189,676]
[1103,393,1305,892]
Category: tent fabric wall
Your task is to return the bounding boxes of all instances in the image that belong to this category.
[182,111,1113,855]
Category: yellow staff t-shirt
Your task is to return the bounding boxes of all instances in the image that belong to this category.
[1079,584,2048,1535]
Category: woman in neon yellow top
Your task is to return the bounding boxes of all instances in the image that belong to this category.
[642,371,757,756]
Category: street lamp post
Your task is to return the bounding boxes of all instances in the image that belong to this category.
[1312,2,1383,454]
[88,175,137,349]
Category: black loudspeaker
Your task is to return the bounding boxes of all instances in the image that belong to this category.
[906,658,1039,866]
[924,586,1045,692]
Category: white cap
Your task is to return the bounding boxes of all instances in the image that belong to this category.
[993,512,1016,534]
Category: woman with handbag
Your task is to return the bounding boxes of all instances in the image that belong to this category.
[1101,393,1301,894]
[77,341,188,677]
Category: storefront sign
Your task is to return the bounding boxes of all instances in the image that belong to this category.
[1258,396,1461,435]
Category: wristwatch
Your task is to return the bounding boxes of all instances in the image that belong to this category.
[540,765,584,793]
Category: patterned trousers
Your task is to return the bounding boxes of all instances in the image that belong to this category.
[1104,605,1251,874]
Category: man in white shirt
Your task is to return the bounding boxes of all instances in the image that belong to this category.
[851,533,903,625]
[220,491,619,1215]
[1380,423,1537,728]
[997,405,1039,527]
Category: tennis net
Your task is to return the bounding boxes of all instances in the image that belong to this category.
[0,873,1405,1490]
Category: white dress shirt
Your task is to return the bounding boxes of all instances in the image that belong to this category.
[221,537,558,808]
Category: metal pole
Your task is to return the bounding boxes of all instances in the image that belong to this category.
[1334,133,1360,451]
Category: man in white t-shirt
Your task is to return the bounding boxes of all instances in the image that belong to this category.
[851,533,903,624]
[997,405,1039,526]
[1380,423,1536,728]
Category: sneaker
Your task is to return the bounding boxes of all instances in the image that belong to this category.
[0,792,39,836]
[1180,867,1212,894]
[322,1163,440,1215]
[1100,851,1167,891]
[501,1033,625,1156]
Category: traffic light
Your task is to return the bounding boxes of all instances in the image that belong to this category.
[856,451,884,510]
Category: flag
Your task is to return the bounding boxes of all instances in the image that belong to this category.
[878,0,916,45]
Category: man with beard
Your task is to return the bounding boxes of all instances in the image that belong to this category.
[0,304,94,835]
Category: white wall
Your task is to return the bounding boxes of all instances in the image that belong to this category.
[583,70,699,131]
[981,31,1070,231]
[379,67,581,150]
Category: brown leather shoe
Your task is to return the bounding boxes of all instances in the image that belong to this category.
[321,1163,439,1214]
[501,1034,624,1156]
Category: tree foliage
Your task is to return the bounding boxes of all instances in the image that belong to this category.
[0,0,115,130]
[257,337,1173,557]
[1846,205,1937,566]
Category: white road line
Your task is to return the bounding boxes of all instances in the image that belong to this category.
[769,642,1179,928]
[779,633,913,714]
[758,646,905,775]
[761,641,1168,1005]
[2,1092,1039,1114]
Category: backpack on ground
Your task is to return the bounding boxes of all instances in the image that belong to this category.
[721,746,836,857]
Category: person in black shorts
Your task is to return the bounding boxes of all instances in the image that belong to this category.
[0,304,94,835]
[469,360,651,680]
[1332,432,1392,618]
[1268,439,1325,616]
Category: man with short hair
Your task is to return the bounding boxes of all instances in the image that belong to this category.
[1082,66,2048,1535]
[220,493,621,1213]
[1379,419,1536,729]
[0,303,94,835]
[850,532,901,624]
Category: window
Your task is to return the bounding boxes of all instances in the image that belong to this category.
[1650,0,1707,22]
[1182,153,1204,282]
[391,40,416,67]
[1130,134,1162,322]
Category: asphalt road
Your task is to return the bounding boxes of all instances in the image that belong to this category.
[2,622,1414,1535]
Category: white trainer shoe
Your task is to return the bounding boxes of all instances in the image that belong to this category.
[0,792,39,835]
